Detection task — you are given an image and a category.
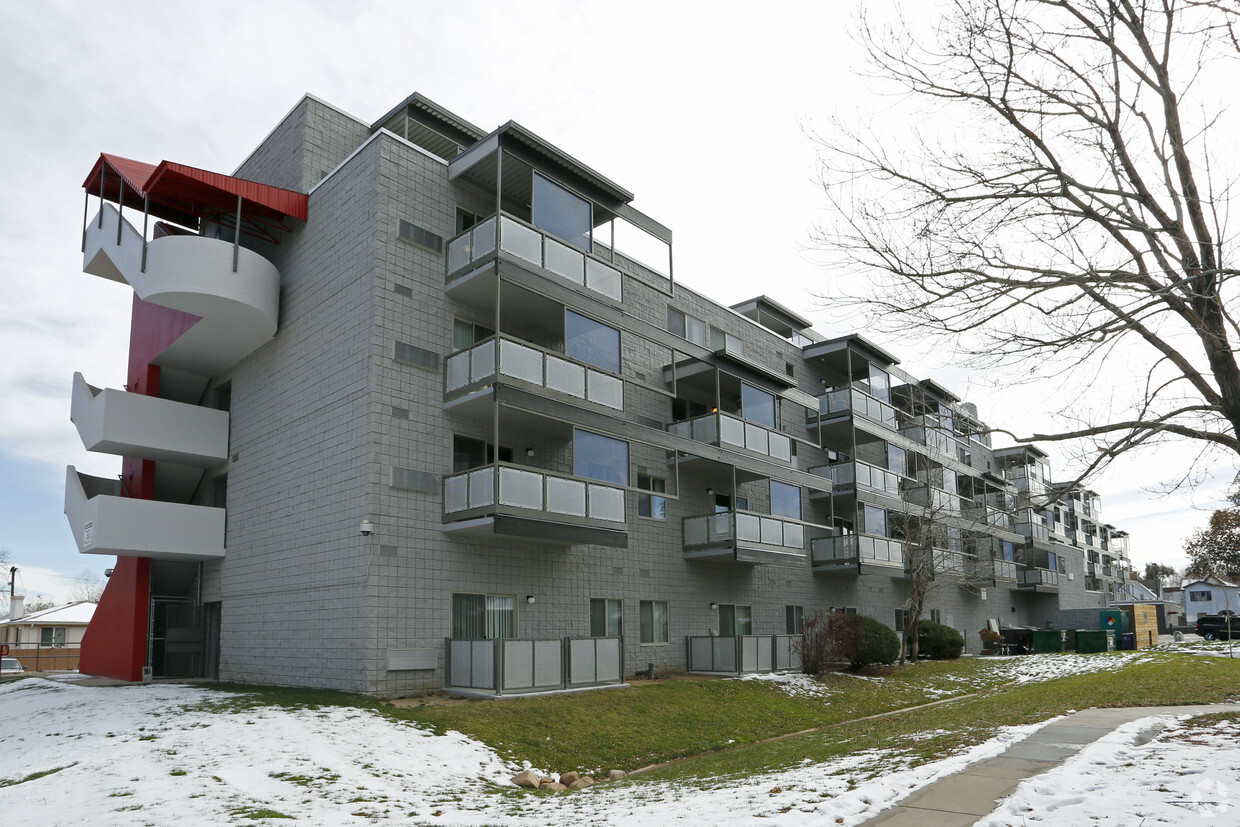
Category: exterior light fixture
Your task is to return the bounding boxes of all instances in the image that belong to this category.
[706,488,714,496]
[526,595,536,605]
[360,519,374,536]
[709,602,718,611]
[525,448,535,458]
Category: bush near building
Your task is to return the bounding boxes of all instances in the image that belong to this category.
[917,620,965,659]
[852,616,900,668]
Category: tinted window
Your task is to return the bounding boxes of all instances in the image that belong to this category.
[573,429,629,485]
[565,310,620,373]
[770,481,801,520]
[533,173,592,251]
[741,383,776,428]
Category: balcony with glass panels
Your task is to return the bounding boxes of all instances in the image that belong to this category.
[807,387,899,433]
[811,534,906,575]
[667,412,793,465]
[442,463,627,547]
[444,335,624,415]
[1017,567,1060,592]
[682,510,811,564]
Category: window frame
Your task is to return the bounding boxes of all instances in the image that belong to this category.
[590,598,623,637]
[451,592,516,640]
[785,605,804,635]
[639,600,669,644]
[636,474,667,520]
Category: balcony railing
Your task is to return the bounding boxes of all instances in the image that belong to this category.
[446,214,623,302]
[964,503,1016,530]
[445,336,623,411]
[811,534,906,570]
[993,558,1018,580]
[814,461,902,498]
[668,412,792,463]
[683,510,806,553]
[685,635,801,675]
[444,464,626,523]
[1019,568,1060,587]
[446,636,623,696]
[810,388,898,431]
[1015,520,1050,542]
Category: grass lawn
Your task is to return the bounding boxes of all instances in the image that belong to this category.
[201,651,1240,779]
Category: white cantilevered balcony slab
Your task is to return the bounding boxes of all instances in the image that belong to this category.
[83,203,279,376]
[64,467,225,561]
[71,373,228,466]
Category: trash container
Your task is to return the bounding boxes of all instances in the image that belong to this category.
[1119,632,1136,650]
[1075,630,1115,653]
[1031,629,1067,654]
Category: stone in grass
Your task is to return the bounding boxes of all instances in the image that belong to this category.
[568,776,596,789]
[608,769,627,781]
[540,781,568,791]
[511,769,541,788]
[560,771,580,786]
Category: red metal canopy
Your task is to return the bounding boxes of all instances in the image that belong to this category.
[82,153,308,241]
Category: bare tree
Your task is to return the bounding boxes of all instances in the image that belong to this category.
[814,0,1240,479]
[0,549,9,616]
[70,569,105,603]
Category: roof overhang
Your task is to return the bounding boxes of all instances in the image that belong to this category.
[802,334,901,368]
[730,296,814,337]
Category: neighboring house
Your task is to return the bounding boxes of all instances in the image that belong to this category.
[0,596,97,671]
[1181,576,1240,623]
[62,91,1136,696]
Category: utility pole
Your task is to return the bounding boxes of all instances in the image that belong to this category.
[8,566,14,602]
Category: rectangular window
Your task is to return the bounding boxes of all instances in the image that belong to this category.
[452,435,513,472]
[637,474,667,519]
[40,627,66,646]
[709,327,743,355]
[741,383,776,428]
[930,609,942,624]
[895,609,910,632]
[565,309,621,373]
[639,600,668,643]
[456,207,481,234]
[718,604,752,637]
[451,593,515,640]
[453,318,494,351]
[667,307,707,347]
[573,429,629,485]
[786,605,804,635]
[770,480,802,520]
[714,492,749,513]
[833,606,859,616]
[887,444,907,477]
[532,173,592,251]
[1001,541,1016,562]
[1190,591,1213,602]
[869,365,891,402]
[590,598,622,637]
[863,504,888,537]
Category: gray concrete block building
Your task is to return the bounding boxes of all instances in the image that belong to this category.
[65,92,1134,695]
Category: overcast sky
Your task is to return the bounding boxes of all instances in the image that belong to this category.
[0,0,1230,602]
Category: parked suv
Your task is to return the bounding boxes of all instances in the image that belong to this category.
[1,656,25,675]
[1196,611,1238,640]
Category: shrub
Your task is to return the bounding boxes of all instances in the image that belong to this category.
[917,620,965,659]
[851,616,900,669]
[798,611,868,674]
[797,611,832,676]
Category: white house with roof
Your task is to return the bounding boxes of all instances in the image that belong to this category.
[1,597,96,671]
[1181,576,1240,623]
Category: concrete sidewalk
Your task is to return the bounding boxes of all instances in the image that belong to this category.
[865,703,1240,826]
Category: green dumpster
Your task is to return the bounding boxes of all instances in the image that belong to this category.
[1099,610,1129,635]
[1031,629,1067,653]
[1075,629,1116,653]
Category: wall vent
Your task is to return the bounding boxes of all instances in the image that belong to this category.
[393,283,413,298]
[391,406,410,419]
[391,466,437,492]
[394,341,440,372]
[398,219,444,254]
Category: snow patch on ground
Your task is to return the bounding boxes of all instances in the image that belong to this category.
[977,713,1240,825]
[734,671,835,699]
[1151,637,1240,658]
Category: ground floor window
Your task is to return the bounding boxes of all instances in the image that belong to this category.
[451,593,515,640]
[718,604,752,637]
[40,627,66,646]
[785,605,804,635]
[894,609,910,632]
[590,598,622,637]
[929,609,942,624]
[639,600,668,644]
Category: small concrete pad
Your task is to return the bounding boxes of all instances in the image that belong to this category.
[899,773,1022,816]
[866,807,977,826]
[999,741,1085,761]
[1027,725,1116,743]
[966,756,1056,780]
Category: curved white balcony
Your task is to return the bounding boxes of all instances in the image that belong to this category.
[64,467,225,561]
[70,372,228,465]
[83,203,279,376]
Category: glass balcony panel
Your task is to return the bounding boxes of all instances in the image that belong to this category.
[471,341,495,383]
[736,513,762,542]
[445,351,469,392]
[473,216,496,257]
[856,463,872,488]
[499,467,543,510]
[585,258,622,300]
[545,356,586,398]
[499,339,543,385]
[719,414,745,447]
[693,415,719,445]
[784,522,804,549]
[586,371,623,410]
[468,468,494,508]
[668,421,690,439]
[709,512,732,541]
[447,232,470,274]
[760,517,783,545]
[544,238,585,284]
[500,217,542,265]
[769,433,791,462]
[545,476,587,517]
[445,474,469,512]
[745,423,769,455]
[587,484,625,522]
[685,515,709,545]
[858,535,876,560]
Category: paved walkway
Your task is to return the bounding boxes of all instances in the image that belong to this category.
[865,703,1240,826]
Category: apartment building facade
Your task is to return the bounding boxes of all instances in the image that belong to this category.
[65,92,1131,696]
